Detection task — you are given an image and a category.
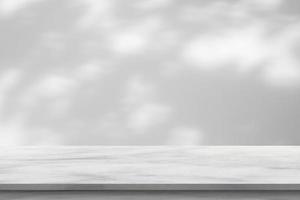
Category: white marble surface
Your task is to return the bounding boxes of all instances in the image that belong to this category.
[0,146,300,190]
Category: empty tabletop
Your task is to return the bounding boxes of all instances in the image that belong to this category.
[0,146,300,190]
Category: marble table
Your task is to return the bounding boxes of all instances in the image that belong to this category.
[0,146,300,199]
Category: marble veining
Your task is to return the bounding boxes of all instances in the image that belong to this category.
[0,146,300,190]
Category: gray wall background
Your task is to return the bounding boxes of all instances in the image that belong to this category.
[0,0,300,145]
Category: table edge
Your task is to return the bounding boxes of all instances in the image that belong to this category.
[0,184,300,191]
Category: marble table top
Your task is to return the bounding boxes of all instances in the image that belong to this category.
[0,146,300,190]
